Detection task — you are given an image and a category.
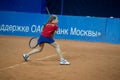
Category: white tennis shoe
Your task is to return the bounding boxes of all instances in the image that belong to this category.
[60,58,70,65]
[23,54,29,61]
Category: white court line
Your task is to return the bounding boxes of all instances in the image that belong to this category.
[0,52,66,71]
[36,54,57,61]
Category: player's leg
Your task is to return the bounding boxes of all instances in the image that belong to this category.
[50,42,70,64]
[28,43,44,55]
[23,43,44,61]
[50,42,63,58]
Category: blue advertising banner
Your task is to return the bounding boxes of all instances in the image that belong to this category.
[106,18,120,44]
[0,11,49,37]
[0,11,120,44]
[57,15,106,42]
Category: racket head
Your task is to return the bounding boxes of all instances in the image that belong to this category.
[29,37,38,48]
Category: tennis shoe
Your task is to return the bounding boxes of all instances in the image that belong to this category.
[60,58,70,65]
[23,54,29,61]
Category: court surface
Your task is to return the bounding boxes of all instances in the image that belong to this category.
[0,35,120,80]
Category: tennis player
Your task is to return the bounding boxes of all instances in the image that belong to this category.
[23,15,70,65]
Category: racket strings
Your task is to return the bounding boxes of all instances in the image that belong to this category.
[29,37,38,48]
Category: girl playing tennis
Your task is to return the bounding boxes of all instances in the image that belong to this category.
[23,15,70,65]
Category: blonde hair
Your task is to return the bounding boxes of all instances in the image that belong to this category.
[42,15,58,30]
[47,15,57,23]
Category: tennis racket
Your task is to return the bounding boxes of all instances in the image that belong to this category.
[29,37,38,48]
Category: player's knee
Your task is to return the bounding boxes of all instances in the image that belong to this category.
[51,42,60,48]
[56,44,60,48]
[53,43,60,48]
